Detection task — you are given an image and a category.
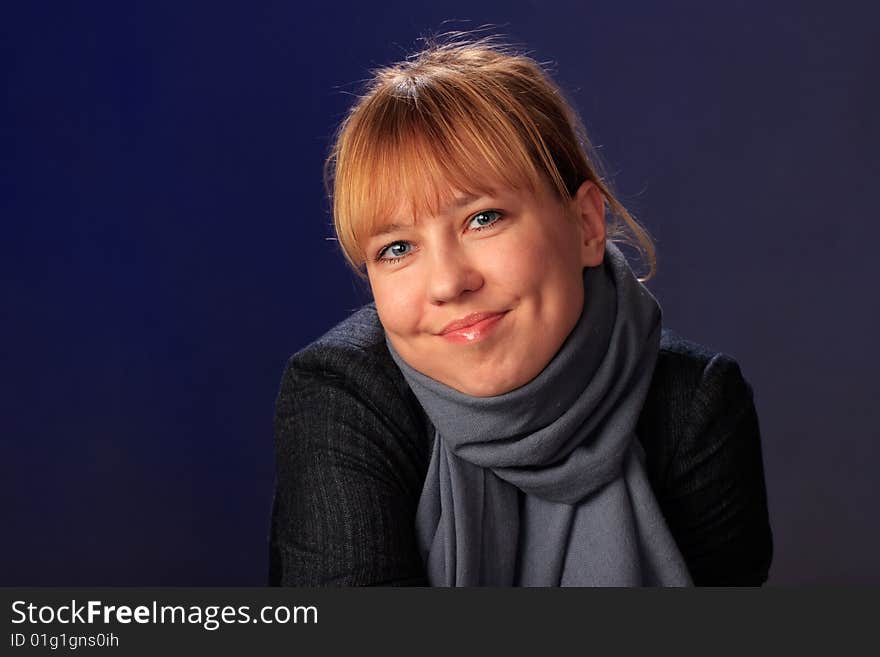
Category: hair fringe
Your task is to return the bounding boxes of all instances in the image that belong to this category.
[324,31,657,281]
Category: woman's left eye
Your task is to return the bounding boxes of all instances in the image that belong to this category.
[467,210,503,231]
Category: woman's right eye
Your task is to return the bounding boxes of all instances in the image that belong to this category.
[377,241,413,262]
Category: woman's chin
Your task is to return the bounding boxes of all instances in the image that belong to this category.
[443,366,533,398]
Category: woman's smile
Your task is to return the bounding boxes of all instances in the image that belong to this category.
[438,310,509,344]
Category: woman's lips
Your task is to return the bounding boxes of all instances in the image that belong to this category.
[439,311,508,344]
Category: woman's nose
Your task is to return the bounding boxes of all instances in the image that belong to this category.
[427,247,483,305]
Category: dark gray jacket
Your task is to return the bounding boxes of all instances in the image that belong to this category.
[268,304,773,586]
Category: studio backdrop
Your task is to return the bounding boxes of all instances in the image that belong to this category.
[2,0,877,584]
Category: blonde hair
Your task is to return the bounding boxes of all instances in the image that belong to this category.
[325,34,656,279]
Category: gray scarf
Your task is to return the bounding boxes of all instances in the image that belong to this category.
[386,243,692,586]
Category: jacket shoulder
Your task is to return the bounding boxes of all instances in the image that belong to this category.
[275,303,424,445]
[270,304,431,585]
[288,303,388,372]
[640,329,747,479]
[658,328,722,376]
[641,329,772,585]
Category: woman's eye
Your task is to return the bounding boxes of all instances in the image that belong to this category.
[377,241,413,261]
[467,210,503,230]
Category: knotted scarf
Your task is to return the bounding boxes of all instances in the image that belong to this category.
[386,243,692,586]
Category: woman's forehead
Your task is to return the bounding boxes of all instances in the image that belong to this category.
[351,158,547,251]
[367,177,542,235]
[386,190,485,224]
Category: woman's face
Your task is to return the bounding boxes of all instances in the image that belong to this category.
[364,178,606,397]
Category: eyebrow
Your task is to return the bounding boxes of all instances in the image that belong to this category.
[371,222,412,238]
[370,193,485,238]
[442,193,482,213]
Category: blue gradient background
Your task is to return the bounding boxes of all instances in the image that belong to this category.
[2,1,877,584]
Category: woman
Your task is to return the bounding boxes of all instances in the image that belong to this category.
[268,36,772,586]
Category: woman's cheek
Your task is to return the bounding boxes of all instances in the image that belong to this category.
[373,276,423,335]
[484,241,543,291]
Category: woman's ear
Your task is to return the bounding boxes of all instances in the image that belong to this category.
[573,180,606,267]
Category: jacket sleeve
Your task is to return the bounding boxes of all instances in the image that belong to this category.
[661,353,774,586]
[268,349,429,586]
